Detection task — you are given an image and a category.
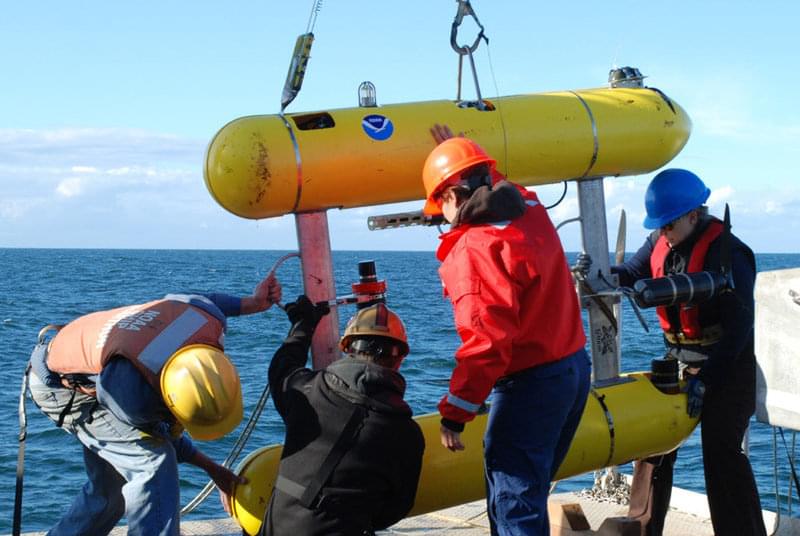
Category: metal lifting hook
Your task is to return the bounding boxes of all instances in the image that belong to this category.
[450,1,490,108]
[450,0,488,56]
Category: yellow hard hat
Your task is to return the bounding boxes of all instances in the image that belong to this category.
[230,445,283,535]
[160,344,243,441]
[339,303,409,357]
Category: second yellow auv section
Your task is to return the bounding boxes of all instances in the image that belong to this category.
[230,373,698,535]
[205,88,691,219]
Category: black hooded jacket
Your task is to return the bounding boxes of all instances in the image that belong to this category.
[262,329,425,536]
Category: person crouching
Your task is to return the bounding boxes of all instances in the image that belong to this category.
[262,296,425,536]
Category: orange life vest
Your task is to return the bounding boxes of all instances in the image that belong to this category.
[650,220,723,339]
[46,299,224,391]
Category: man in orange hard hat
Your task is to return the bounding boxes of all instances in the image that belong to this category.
[28,273,281,536]
[421,126,591,536]
[261,296,424,536]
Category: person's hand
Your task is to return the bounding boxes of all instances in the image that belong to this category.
[207,462,247,496]
[267,275,282,306]
[285,295,330,330]
[188,449,246,516]
[684,373,706,419]
[219,487,233,516]
[209,465,247,515]
[440,425,465,452]
[430,123,463,145]
[255,274,282,310]
[242,274,282,314]
[571,252,592,280]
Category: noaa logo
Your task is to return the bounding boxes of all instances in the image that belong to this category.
[361,114,394,141]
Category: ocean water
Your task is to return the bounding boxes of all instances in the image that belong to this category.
[1,248,798,533]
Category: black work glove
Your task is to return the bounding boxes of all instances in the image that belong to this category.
[284,295,330,340]
[571,252,592,279]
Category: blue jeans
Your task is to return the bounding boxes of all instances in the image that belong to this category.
[484,349,591,536]
[29,371,180,536]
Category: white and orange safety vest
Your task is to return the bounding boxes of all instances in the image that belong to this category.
[47,297,225,391]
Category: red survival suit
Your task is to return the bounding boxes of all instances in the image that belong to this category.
[436,184,586,425]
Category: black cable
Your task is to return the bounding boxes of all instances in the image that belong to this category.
[545,181,568,210]
[13,365,31,536]
[779,427,800,501]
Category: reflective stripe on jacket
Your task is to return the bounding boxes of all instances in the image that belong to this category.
[650,220,723,339]
[47,299,225,391]
[436,186,586,424]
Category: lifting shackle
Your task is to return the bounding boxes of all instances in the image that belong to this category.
[450,0,488,55]
[449,1,490,107]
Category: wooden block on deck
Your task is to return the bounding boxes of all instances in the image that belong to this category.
[548,501,591,533]
[595,516,642,536]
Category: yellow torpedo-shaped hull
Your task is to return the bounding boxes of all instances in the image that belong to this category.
[230,373,698,535]
[205,88,691,219]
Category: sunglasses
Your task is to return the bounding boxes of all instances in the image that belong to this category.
[661,211,693,232]
[434,167,491,205]
[436,188,458,205]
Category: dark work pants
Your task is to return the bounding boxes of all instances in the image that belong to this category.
[628,355,766,536]
[484,349,591,536]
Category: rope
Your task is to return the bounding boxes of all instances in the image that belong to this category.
[181,253,299,515]
[484,43,509,178]
[772,426,781,536]
[181,384,273,515]
[779,427,799,514]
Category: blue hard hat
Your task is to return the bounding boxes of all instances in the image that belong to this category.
[643,169,711,229]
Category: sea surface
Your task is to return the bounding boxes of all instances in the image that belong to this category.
[1,248,798,533]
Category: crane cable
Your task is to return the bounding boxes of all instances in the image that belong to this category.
[450,2,515,186]
[280,0,324,111]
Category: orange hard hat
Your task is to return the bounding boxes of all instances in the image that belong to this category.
[339,303,409,358]
[421,137,496,216]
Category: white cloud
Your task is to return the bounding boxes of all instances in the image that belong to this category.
[663,68,800,151]
[108,167,132,175]
[762,201,784,215]
[707,185,734,208]
[71,166,97,173]
[0,129,203,206]
[0,128,205,169]
[56,177,84,197]
[0,198,46,219]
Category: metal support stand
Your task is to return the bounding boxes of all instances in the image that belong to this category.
[295,211,340,369]
[577,178,620,382]
[577,178,627,502]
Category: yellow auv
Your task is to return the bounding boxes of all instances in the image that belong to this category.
[230,372,697,535]
[205,88,691,220]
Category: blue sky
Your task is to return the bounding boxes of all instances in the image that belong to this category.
[1,1,798,252]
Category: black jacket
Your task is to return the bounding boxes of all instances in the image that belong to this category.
[262,330,425,536]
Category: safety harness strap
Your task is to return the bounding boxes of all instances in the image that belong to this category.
[275,404,368,509]
[663,323,724,347]
[13,363,31,536]
[15,324,63,535]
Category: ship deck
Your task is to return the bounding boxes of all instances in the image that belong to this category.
[18,486,798,535]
